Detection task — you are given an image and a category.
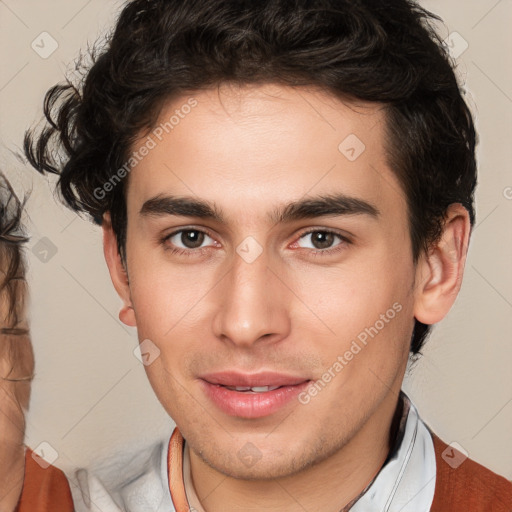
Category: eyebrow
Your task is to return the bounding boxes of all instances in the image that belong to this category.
[139,193,379,223]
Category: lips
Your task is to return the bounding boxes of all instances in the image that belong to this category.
[199,371,310,418]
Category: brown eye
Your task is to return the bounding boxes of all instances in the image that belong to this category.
[166,229,214,250]
[180,230,204,248]
[298,230,341,250]
[311,231,335,249]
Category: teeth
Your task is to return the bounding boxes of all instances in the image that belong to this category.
[225,385,281,392]
[251,386,280,392]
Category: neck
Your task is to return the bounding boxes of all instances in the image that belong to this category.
[187,390,403,512]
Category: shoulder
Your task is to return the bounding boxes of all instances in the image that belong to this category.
[430,433,512,512]
[16,448,74,512]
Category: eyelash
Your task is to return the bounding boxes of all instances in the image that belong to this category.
[161,227,351,258]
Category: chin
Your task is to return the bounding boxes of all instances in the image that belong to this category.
[195,432,327,482]
[206,453,307,481]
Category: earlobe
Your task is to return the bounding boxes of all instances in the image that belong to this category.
[102,213,137,328]
[119,304,136,327]
[413,204,471,326]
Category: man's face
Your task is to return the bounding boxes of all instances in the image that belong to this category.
[120,84,417,479]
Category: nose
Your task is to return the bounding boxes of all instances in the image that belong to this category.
[212,248,291,349]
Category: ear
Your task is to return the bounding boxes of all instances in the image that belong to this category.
[413,204,471,325]
[102,213,137,327]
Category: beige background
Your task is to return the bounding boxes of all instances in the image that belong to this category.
[0,0,511,481]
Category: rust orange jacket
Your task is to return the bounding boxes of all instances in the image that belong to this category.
[15,448,73,512]
[430,435,512,511]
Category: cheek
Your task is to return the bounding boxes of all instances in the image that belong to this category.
[299,249,413,328]
[293,249,415,381]
[127,249,214,337]
[126,253,220,402]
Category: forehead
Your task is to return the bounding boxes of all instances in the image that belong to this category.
[126,83,406,221]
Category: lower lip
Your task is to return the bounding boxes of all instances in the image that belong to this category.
[200,380,311,418]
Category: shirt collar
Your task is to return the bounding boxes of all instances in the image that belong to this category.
[347,392,436,511]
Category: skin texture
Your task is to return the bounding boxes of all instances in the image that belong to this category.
[103,83,470,512]
[0,300,33,512]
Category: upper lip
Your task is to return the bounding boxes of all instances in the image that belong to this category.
[200,371,309,387]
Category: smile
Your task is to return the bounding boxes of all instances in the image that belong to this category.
[199,371,311,418]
